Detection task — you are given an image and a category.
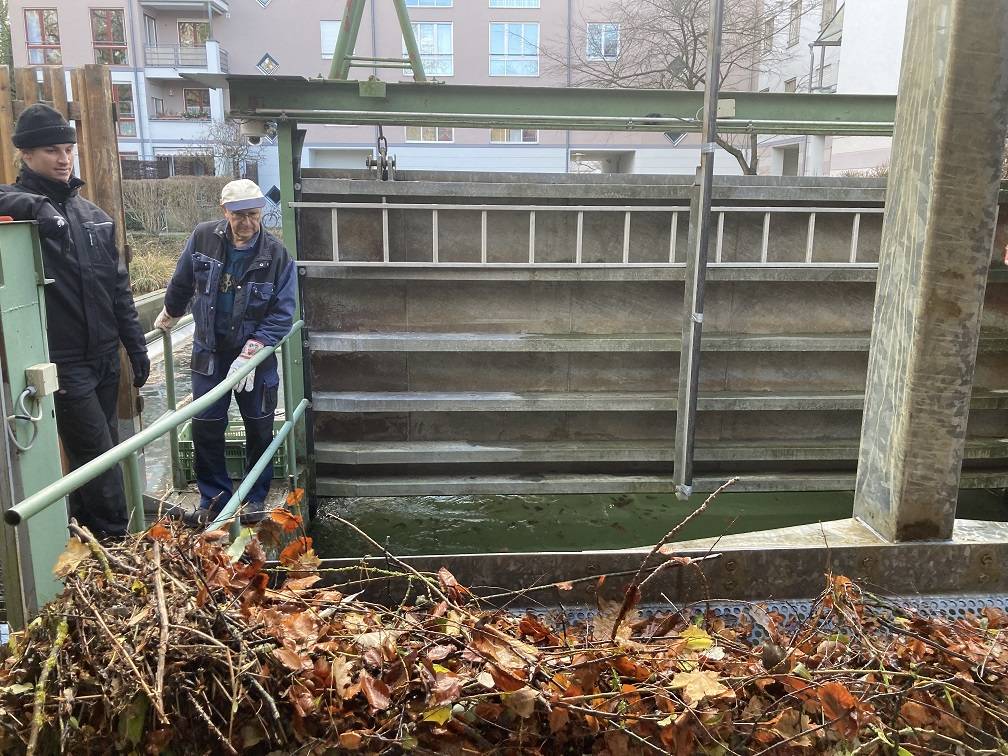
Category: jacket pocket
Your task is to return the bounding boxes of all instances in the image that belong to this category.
[243,281,274,321]
[192,253,216,295]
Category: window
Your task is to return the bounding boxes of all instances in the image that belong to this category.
[784,77,797,93]
[405,22,452,76]
[586,23,619,60]
[762,18,774,54]
[178,21,209,47]
[787,1,801,47]
[491,128,537,143]
[490,23,539,76]
[144,14,157,45]
[320,20,341,59]
[91,8,128,65]
[25,9,61,64]
[112,83,135,136]
[256,53,279,75]
[821,0,836,28]
[405,0,451,6]
[151,97,165,117]
[184,88,211,118]
[490,0,539,6]
[405,126,453,142]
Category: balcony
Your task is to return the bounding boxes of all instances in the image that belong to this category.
[144,41,229,79]
[139,0,229,12]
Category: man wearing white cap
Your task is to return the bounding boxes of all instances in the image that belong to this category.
[156,179,296,524]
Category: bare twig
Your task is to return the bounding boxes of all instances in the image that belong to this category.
[152,541,169,716]
[26,617,68,756]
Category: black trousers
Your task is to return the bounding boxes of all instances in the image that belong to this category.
[53,351,128,538]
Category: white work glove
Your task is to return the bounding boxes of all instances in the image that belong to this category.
[154,307,179,333]
[228,339,265,393]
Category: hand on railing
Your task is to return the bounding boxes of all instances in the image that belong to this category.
[154,307,179,333]
[227,340,265,393]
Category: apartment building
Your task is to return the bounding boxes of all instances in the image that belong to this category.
[8,0,751,191]
[757,0,908,176]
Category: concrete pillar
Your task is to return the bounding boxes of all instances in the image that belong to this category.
[805,135,825,176]
[853,0,1008,541]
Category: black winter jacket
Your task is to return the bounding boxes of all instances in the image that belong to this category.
[0,168,146,363]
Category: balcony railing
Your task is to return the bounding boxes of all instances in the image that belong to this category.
[145,44,207,68]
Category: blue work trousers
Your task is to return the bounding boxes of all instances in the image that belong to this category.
[191,348,278,510]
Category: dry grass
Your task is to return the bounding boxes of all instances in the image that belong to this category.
[128,233,184,295]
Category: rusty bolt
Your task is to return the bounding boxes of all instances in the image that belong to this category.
[724,560,737,573]
[981,553,994,568]
[978,573,990,584]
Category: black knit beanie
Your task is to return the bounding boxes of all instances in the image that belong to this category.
[12,103,76,149]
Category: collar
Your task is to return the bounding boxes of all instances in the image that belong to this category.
[16,166,84,204]
[214,219,273,265]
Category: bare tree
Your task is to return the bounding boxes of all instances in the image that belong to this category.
[553,0,823,174]
[186,119,263,180]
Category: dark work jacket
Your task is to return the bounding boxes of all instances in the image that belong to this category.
[0,168,146,363]
[164,219,296,378]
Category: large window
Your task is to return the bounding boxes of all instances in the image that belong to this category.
[586,23,619,60]
[784,77,797,93]
[821,0,836,28]
[490,128,537,144]
[490,22,539,76]
[91,8,128,65]
[178,21,209,47]
[405,0,451,6]
[320,20,341,59]
[144,14,157,45]
[787,1,801,47]
[762,18,774,54]
[405,126,453,143]
[490,0,539,6]
[184,88,211,118]
[112,83,135,136]
[24,9,61,64]
[405,22,452,76]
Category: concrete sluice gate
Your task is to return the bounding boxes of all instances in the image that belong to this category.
[295,170,1008,500]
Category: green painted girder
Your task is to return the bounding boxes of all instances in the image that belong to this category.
[223,74,896,135]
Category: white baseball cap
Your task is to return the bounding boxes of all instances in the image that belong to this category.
[220,179,266,211]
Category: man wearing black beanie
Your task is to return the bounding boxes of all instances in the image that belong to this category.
[0,103,149,540]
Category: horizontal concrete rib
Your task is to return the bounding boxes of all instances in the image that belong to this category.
[317,470,1008,496]
[312,390,1008,413]
[310,331,1008,354]
[315,438,1008,465]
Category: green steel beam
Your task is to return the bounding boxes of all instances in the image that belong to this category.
[391,0,427,82]
[224,75,896,135]
[330,0,368,80]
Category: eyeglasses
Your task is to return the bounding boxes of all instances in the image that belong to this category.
[231,211,261,221]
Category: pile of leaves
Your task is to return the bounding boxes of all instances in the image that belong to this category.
[2,508,1008,755]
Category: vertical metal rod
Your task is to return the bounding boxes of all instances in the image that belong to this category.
[332,207,340,262]
[715,211,724,262]
[673,0,724,498]
[669,212,677,263]
[761,211,770,263]
[392,0,428,81]
[382,198,390,263]
[163,329,184,492]
[622,210,631,263]
[124,451,145,533]
[805,212,816,263]
[529,210,536,264]
[576,210,583,264]
[432,209,439,263]
[329,0,367,80]
[480,210,487,263]
[281,336,297,481]
[850,212,861,263]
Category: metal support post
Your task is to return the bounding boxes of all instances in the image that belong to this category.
[673,0,724,499]
[123,451,144,533]
[330,0,368,80]
[391,0,427,82]
[853,0,1008,541]
[163,329,185,491]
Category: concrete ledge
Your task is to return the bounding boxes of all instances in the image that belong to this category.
[310,331,1008,354]
[313,390,1008,413]
[315,438,1008,465]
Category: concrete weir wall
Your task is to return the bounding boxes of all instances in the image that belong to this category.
[296,170,1008,497]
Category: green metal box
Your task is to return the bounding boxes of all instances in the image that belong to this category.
[177,420,286,483]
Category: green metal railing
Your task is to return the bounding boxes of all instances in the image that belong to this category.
[4,319,308,533]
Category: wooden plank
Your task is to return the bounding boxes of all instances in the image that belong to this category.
[69,69,93,203]
[14,68,38,106]
[42,67,68,119]
[0,68,18,185]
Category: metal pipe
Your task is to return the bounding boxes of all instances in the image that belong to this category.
[124,451,145,533]
[5,321,305,526]
[329,0,367,80]
[291,201,881,214]
[674,0,724,499]
[163,329,184,491]
[281,332,297,481]
[206,398,310,531]
[144,314,194,345]
[393,0,427,82]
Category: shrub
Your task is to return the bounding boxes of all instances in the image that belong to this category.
[128,232,184,294]
[122,176,229,235]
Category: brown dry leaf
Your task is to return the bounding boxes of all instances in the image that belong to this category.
[271,507,303,533]
[613,655,652,682]
[817,680,859,738]
[282,574,321,592]
[476,670,495,689]
[549,705,569,733]
[900,699,932,727]
[339,731,364,750]
[360,673,391,711]
[426,644,455,662]
[604,730,629,756]
[556,580,574,591]
[285,487,305,506]
[282,611,320,648]
[488,663,528,692]
[432,670,463,705]
[471,630,535,674]
[503,686,537,718]
[53,538,91,578]
[279,536,312,565]
[145,522,173,543]
[330,655,353,698]
[670,670,732,707]
[273,647,311,672]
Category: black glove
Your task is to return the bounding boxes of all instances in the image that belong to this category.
[128,350,150,388]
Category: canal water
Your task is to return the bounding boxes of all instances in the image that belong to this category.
[142,339,1007,558]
